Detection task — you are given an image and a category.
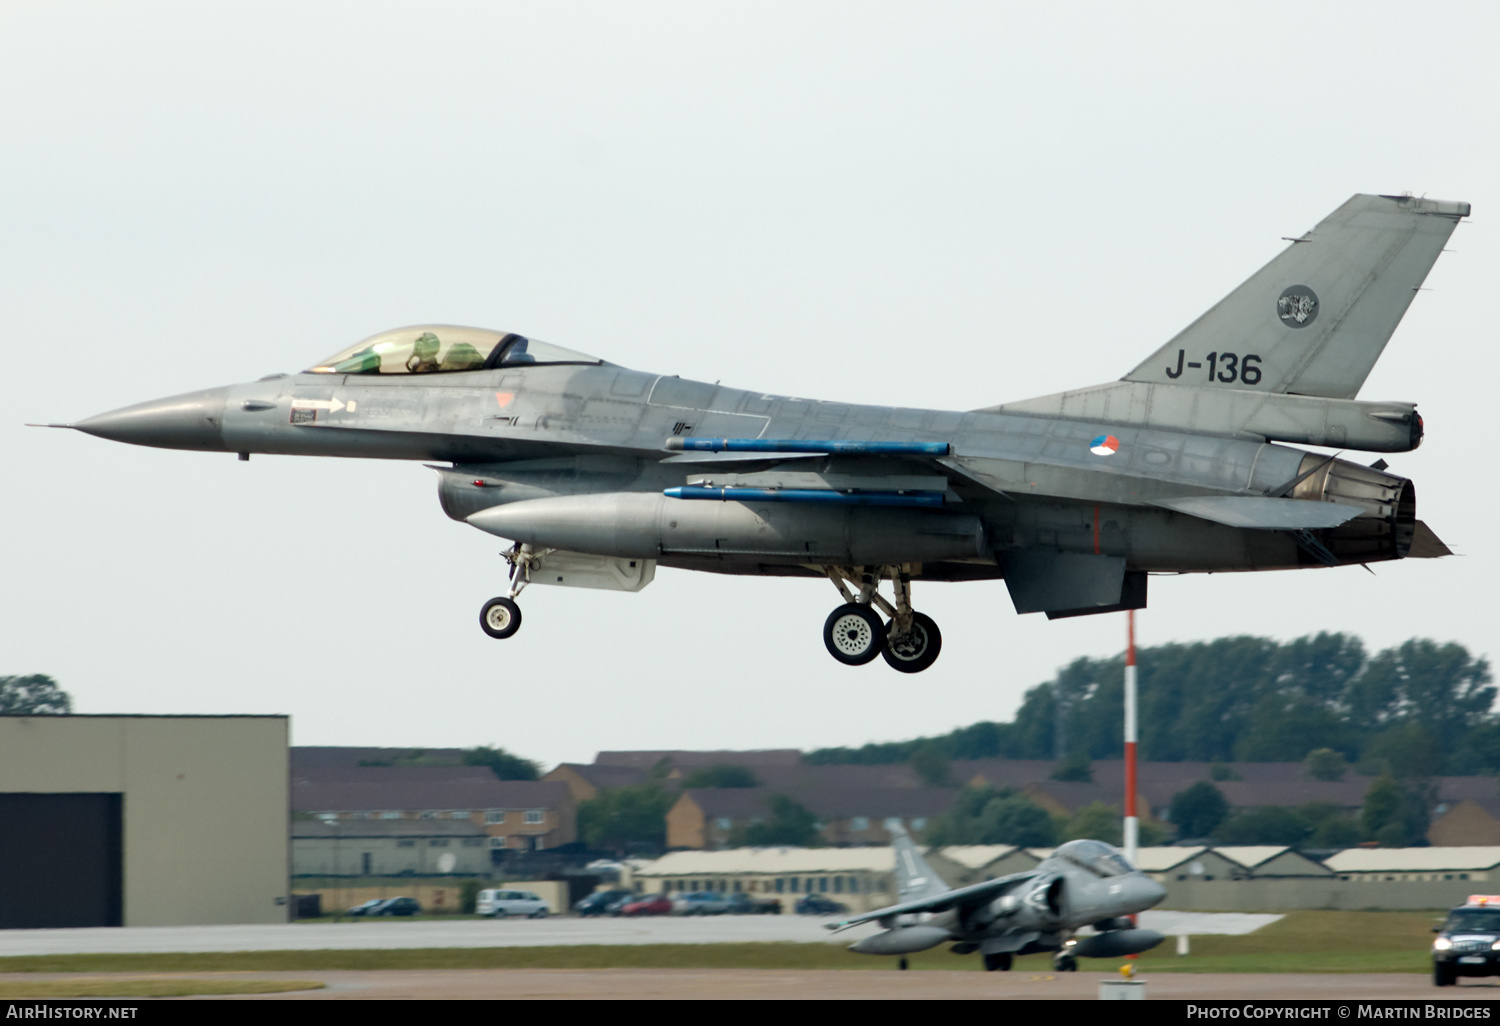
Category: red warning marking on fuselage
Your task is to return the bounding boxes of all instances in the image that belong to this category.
[495,392,514,408]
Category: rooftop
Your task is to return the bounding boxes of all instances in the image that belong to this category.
[635,847,896,876]
[292,819,487,839]
[1324,848,1500,873]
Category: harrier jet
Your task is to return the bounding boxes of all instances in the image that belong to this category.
[830,825,1166,971]
[57,194,1466,672]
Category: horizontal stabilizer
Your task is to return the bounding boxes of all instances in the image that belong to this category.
[1152,495,1364,530]
[1408,520,1453,558]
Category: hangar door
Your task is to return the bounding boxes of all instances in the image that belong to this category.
[0,793,123,928]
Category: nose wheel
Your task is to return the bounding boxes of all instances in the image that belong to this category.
[821,566,943,673]
[480,596,522,639]
[479,543,538,640]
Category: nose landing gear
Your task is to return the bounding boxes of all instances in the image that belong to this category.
[821,566,943,673]
[479,544,538,639]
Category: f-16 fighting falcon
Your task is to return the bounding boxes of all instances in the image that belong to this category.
[830,825,1166,971]
[54,194,1465,672]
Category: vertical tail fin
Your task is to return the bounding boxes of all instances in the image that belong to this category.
[1125,194,1468,399]
[887,819,950,902]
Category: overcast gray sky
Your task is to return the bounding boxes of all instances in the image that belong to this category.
[4,1,1497,768]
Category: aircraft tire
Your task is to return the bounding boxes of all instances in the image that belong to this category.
[982,952,1012,972]
[880,612,942,673]
[1054,955,1078,972]
[480,597,522,639]
[1434,963,1456,987]
[823,604,885,665]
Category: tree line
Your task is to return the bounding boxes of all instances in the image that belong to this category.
[807,633,1497,777]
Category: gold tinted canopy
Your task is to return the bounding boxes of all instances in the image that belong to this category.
[308,326,600,375]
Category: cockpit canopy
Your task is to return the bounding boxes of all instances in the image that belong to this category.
[1056,839,1136,877]
[307,326,601,376]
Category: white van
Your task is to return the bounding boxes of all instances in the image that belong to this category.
[476,889,551,918]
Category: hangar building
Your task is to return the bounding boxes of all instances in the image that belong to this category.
[0,715,289,928]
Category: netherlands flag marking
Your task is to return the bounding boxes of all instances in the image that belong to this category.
[1090,434,1120,456]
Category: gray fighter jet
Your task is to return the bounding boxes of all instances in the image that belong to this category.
[55,194,1466,672]
[830,825,1166,971]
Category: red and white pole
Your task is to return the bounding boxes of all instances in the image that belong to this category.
[1124,608,1139,864]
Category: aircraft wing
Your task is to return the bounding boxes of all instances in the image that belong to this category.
[826,870,1039,933]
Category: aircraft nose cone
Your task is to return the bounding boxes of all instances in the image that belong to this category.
[73,386,230,451]
[1127,875,1167,911]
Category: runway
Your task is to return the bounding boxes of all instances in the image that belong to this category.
[0,911,1279,957]
[0,969,1471,1000]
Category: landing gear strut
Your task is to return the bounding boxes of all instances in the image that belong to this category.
[479,544,538,639]
[821,566,943,673]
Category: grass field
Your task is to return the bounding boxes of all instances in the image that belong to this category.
[0,911,1442,976]
[0,979,325,998]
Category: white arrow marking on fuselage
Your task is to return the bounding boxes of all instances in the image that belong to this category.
[290,398,348,413]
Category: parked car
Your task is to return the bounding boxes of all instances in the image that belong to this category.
[369,896,421,917]
[476,888,551,919]
[794,894,848,916]
[727,893,781,915]
[672,891,734,916]
[575,889,635,917]
[345,899,385,917]
[618,895,673,916]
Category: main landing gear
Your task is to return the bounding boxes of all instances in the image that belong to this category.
[821,566,942,673]
[479,544,536,639]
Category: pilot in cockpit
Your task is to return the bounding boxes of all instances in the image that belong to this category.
[405,331,442,373]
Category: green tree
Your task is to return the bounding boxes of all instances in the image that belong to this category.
[734,794,820,847]
[1349,640,1494,771]
[1308,813,1362,848]
[680,765,758,788]
[1168,781,1230,840]
[577,784,674,851]
[0,674,71,715]
[1234,694,1353,761]
[1216,806,1311,846]
[1303,748,1348,782]
[1049,750,1092,783]
[1062,802,1122,846]
[909,742,951,786]
[1361,774,1429,846]
[1137,819,1168,846]
[1362,724,1444,780]
[924,785,1057,847]
[1450,723,1500,775]
[461,746,540,781]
